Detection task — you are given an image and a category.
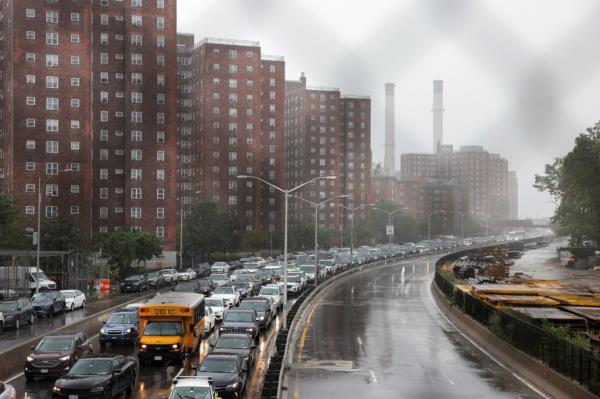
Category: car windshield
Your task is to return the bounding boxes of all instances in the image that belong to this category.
[160,270,173,275]
[321,260,334,266]
[299,266,314,273]
[211,274,228,281]
[143,321,183,336]
[233,283,247,289]
[35,272,51,282]
[125,275,141,281]
[258,270,272,277]
[243,263,259,269]
[31,293,53,301]
[36,337,73,352]
[61,292,74,298]
[198,358,238,373]
[214,287,232,295]
[216,337,249,349]
[206,298,224,307]
[224,312,254,322]
[240,301,267,312]
[174,283,196,292]
[197,280,210,287]
[107,313,135,325]
[170,387,212,399]
[288,276,300,283]
[0,302,18,311]
[237,276,253,282]
[147,272,159,278]
[260,288,279,296]
[69,359,112,376]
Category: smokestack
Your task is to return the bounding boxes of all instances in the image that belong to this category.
[432,80,444,153]
[384,83,395,175]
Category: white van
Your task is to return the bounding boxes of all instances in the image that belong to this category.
[0,266,56,293]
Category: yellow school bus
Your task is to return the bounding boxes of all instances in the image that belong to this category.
[138,292,205,365]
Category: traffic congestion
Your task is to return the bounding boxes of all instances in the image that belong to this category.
[0,236,507,398]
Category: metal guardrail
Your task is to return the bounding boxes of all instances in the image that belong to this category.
[434,242,600,396]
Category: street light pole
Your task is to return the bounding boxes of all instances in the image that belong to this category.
[370,206,404,255]
[338,205,360,262]
[292,194,349,286]
[237,175,336,330]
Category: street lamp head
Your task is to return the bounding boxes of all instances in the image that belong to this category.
[236,175,249,179]
[324,176,337,180]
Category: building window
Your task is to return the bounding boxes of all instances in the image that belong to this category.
[71,34,80,43]
[99,207,108,219]
[26,31,36,40]
[71,185,80,194]
[46,54,58,67]
[99,169,108,180]
[71,99,80,108]
[131,92,143,104]
[26,162,36,171]
[132,0,142,6]
[100,52,108,64]
[156,55,165,66]
[26,96,36,106]
[131,207,142,219]
[45,184,58,197]
[71,12,80,22]
[46,119,59,132]
[132,73,142,84]
[156,16,164,29]
[26,75,36,84]
[156,207,165,218]
[131,187,142,199]
[156,226,165,238]
[46,11,58,24]
[99,188,108,199]
[157,169,165,180]
[26,206,35,215]
[156,151,165,161]
[70,206,79,215]
[71,141,80,151]
[25,184,36,193]
[46,141,58,153]
[157,0,165,8]
[131,54,143,65]
[71,56,80,65]
[45,206,58,218]
[156,188,165,199]
[131,149,142,161]
[46,32,58,45]
[131,15,143,26]
[46,97,59,110]
[131,169,142,180]
[156,36,165,48]
[131,34,142,46]
[26,8,36,18]
[228,49,237,59]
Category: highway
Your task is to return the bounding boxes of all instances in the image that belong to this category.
[8,296,294,399]
[287,256,546,399]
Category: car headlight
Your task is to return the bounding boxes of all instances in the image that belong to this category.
[258,316,264,321]
[52,386,61,393]
[227,382,239,389]
[100,328,107,334]
[220,327,226,332]
[172,344,178,349]
[90,386,104,393]
[129,328,135,333]
[59,355,70,361]
[246,328,254,332]
[141,344,147,349]
[27,356,33,362]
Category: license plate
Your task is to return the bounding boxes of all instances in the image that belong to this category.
[154,356,162,361]
[69,395,78,399]
[41,369,48,374]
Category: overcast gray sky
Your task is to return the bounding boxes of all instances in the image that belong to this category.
[178,0,600,219]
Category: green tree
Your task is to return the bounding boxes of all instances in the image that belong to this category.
[94,229,161,278]
[0,195,28,249]
[535,122,600,245]
[182,201,239,262]
[41,217,84,252]
[241,229,268,252]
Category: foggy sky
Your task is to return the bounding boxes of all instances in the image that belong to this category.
[178,0,600,219]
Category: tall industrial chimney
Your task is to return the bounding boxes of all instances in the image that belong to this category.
[432,80,444,153]
[384,83,396,175]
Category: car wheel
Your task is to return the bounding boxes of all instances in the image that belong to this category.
[15,318,19,329]
[25,373,34,383]
[104,384,112,399]
[81,300,86,309]
[127,374,136,394]
[100,341,106,349]
[29,313,34,325]
[70,304,74,312]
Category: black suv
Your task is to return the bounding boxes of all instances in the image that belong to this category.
[239,297,273,330]
[145,271,165,290]
[31,291,66,318]
[119,275,149,293]
[196,353,247,398]
[52,355,137,399]
[219,309,259,341]
[25,333,93,381]
[173,279,214,296]
[0,298,34,330]
[211,333,256,368]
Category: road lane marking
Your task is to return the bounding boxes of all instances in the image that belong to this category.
[293,299,319,399]
[441,371,455,386]
[368,370,378,383]
[427,282,551,399]
[356,336,363,346]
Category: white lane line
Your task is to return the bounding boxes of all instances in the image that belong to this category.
[441,371,455,386]
[369,370,378,383]
[400,317,406,324]
[356,336,363,347]
[427,282,551,399]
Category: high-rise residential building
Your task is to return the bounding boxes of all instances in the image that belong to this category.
[284,74,371,236]
[177,33,194,220]
[508,171,518,220]
[432,80,444,153]
[400,145,510,220]
[0,0,179,251]
[190,38,285,233]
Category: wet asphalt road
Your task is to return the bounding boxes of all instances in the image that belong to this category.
[9,296,295,399]
[288,256,546,399]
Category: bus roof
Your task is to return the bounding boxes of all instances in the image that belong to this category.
[146,292,204,308]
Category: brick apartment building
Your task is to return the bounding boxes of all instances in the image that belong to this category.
[400,145,511,220]
[0,0,179,251]
[190,38,285,233]
[284,74,371,236]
